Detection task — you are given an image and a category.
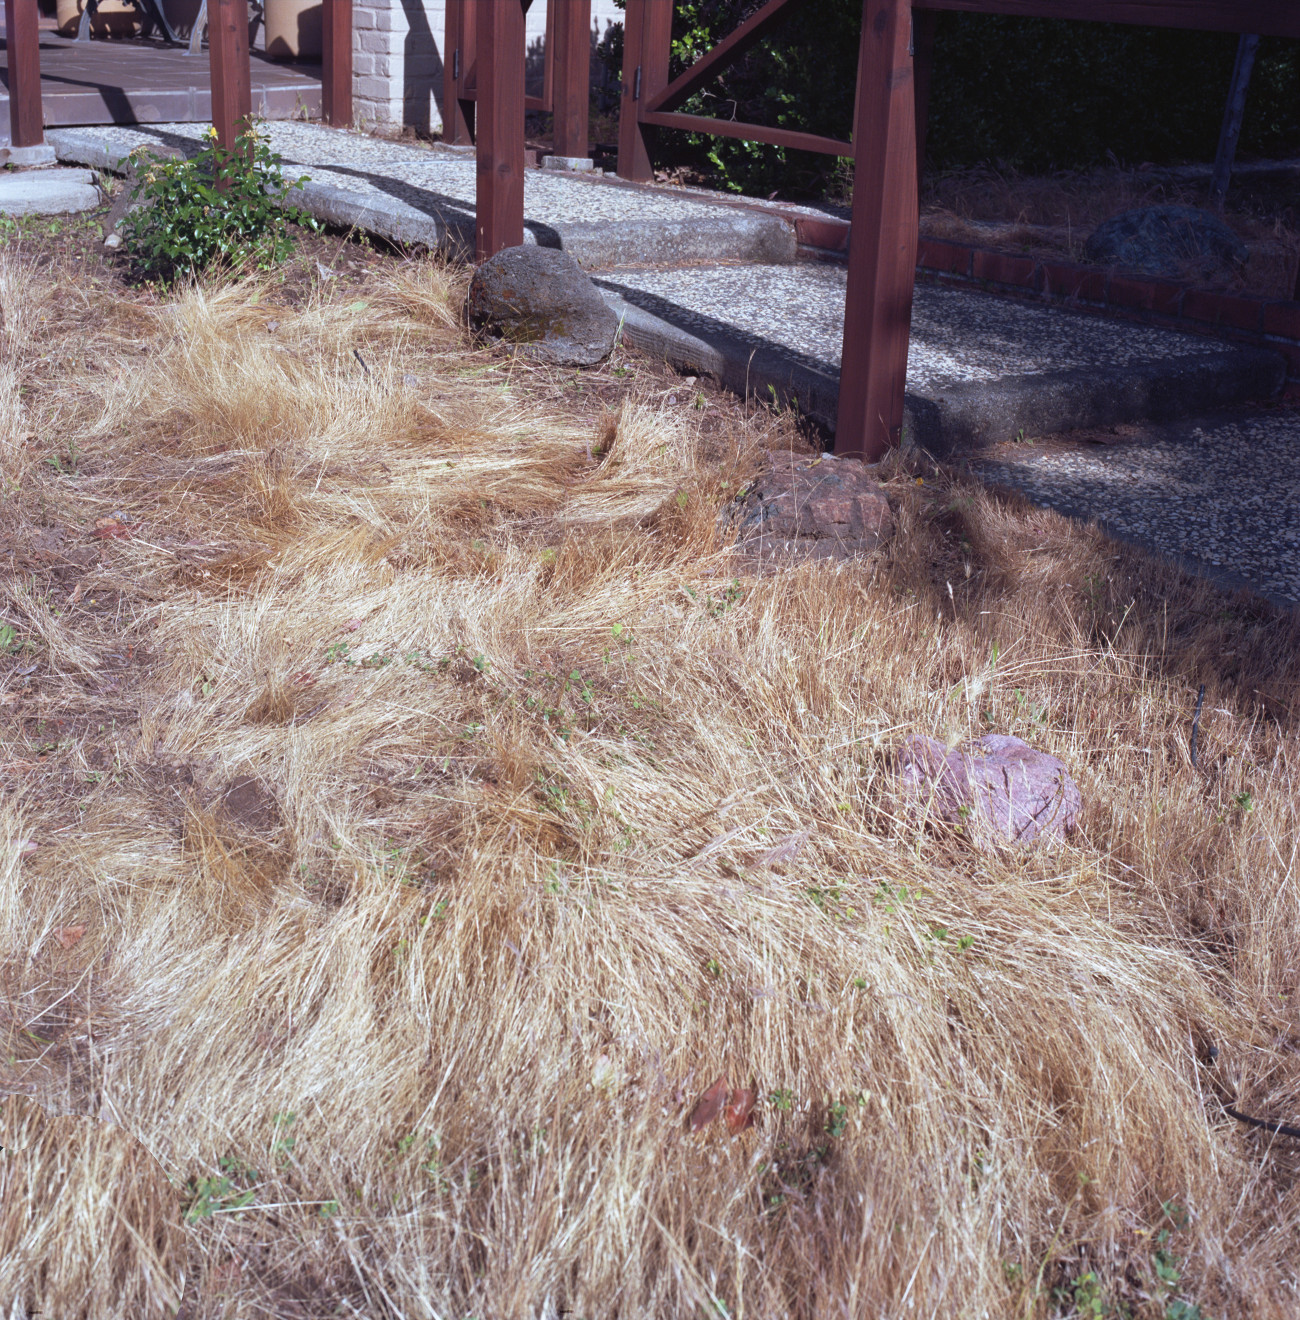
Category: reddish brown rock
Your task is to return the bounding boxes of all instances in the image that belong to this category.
[729,453,893,561]
[899,733,1081,848]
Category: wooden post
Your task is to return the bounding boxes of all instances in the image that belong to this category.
[321,0,353,128]
[552,0,592,160]
[475,0,527,261]
[835,0,918,462]
[617,0,672,182]
[208,0,252,153]
[1210,32,1259,208]
[912,7,937,189]
[4,0,44,151]
[444,0,475,146]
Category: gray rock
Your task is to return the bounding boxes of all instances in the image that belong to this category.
[728,452,892,561]
[1084,205,1248,280]
[899,733,1081,848]
[467,245,619,366]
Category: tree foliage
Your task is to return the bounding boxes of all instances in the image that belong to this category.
[600,3,1300,198]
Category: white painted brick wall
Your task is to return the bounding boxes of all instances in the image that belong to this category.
[349,0,623,135]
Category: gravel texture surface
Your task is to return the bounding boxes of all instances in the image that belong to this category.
[55,121,756,226]
[972,412,1300,608]
[599,264,1230,389]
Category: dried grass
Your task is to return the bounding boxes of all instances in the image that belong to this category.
[2,247,1300,1319]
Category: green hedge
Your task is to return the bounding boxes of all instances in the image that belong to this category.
[601,3,1300,197]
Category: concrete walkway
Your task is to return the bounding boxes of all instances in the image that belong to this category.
[48,120,1287,459]
[973,410,1300,610]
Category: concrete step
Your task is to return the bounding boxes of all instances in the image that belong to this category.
[0,167,99,215]
[597,265,1285,455]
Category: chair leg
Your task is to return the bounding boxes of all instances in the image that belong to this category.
[186,0,207,54]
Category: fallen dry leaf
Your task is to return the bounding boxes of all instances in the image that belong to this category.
[688,1074,729,1132]
[342,619,361,633]
[69,580,85,604]
[92,518,132,541]
[291,671,317,686]
[724,1087,757,1135]
[53,923,86,949]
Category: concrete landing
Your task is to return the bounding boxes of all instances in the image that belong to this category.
[46,120,1289,453]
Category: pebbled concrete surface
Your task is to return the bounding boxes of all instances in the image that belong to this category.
[46,123,796,268]
[970,410,1300,609]
[599,275,1285,454]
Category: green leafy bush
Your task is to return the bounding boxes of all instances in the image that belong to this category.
[119,122,319,282]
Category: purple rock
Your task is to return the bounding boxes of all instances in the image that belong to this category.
[899,733,1081,847]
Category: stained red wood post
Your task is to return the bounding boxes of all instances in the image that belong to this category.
[835,0,919,461]
[208,0,252,153]
[321,0,353,128]
[617,0,672,182]
[444,0,475,145]
[4,0,44,150]
[552,0,591,159]
[475,0,527,261]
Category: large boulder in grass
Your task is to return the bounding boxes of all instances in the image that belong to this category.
[1084,205,1247,280]
[728,453,893,562]
[899,733,1081,848]
[467,245,619,366]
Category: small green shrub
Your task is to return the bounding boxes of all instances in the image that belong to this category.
[119,121,319,282]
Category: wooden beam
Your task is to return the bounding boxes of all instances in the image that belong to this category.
[912,0,1300,39]
[617,0,672,183]
[321,0,352,128]
[639,110,853,158]
[208,0,252,154]
[476,0,527,260]
[647,0,799,115]
[3,0,43,150]
[444,0,475,145]
[835,0,918,462]
[552,0,592,159]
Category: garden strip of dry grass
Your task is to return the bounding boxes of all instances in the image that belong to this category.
[2,231,1300,1319]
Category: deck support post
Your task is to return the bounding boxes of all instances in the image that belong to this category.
[3,0,47,157]
[616,0,671,182]
[835,0,919,461]
[321,0,353,128]
[444,0,476,145]
[551,0,592,160]
[208,0,252,153]
[475,0,527,261]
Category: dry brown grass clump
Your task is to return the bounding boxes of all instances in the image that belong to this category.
[2,246,1300,1319]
